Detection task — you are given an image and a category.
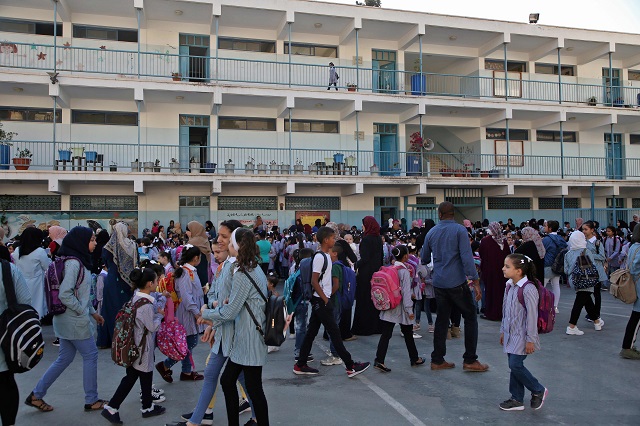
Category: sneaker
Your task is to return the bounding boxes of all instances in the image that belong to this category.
[321,355,343,366]
[585,315,594,323]
[267,346,279,353]
[401,332,422,339]
[499,399,524,411]
[428,324,435,333]
[239,399,251,414]
[413,324,420,331]
[152,385,164,396]
[244,420,257,426]
[181,412,213,425]
[594,318,604,331]
[293,364,319,375]
[374,360,391,373]
[620,348,640,360]
[346,361,370,378]
[52,338,60,347]
[101,408,123,424]
[554,307,559,314]
[566,326,584,335]
[294,354,314,362]
[530,388,548,410]
[141,404,166,418]
[140,393,166,403]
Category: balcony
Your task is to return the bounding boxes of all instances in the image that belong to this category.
[1,140,637,181]
[2,41,640,106]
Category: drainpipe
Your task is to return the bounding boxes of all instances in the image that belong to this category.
[288,23,292,88]
[355,28,359,90]
[216,104,220,167]
[610,123,616,222]
[288,109,292,168]
[561,194,565,225]
[419,114,423,175]
[215,16,219,82]
[505,117,510,178]
[52,96,57,166]
[590,183,595,221]
[136,8,141,79]
[503,42,508,101]
[53,1,57,74]
[356,110,360,171]
[560,120,564,178]
[557,47,562,104]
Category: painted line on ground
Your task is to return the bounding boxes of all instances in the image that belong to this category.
[314,341,427,426]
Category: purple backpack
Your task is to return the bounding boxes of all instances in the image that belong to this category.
[506,279,555,334]
[45,256,85,315]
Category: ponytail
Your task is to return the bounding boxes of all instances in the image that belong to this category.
[175,245,202,278]
[506,253,537,282]
[129,267,157,290]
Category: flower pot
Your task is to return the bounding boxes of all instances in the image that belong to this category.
[257,164,267,174]
[225,163,235,174]
[391,167,401,177]
[454,171,464,177]
[143,161,154,172]
[333,153,344,164]
[480,171,489,178]
[190,162,200,174]
[245,162,255,174]
[410,74,426,96]
[0,145,10,170]
[489,169,499,178]
[270,165,279,174]
[85,151,98,162]
[309,164,318,175]
[370,165,380,176]
[440,168,452,177]
[58,149,72,161]
[293,164,304,174]
[172,74,182,81]
[203,162,217,173]
[154,166,161,172]
[12,157,31,170]
[347,86,357,92]
[131,161,141,172]
[110,165,117,172]
[169,162,180,173]
[280,164,290,174]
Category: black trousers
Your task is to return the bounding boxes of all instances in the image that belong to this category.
[340,306,354,339]
[569,291,599,326]
[0,370,18,426]
[108,366,153,410]
[375,320,418,364]
[592,282,602,319]
[622,311,640,349]
[220,361,269,426]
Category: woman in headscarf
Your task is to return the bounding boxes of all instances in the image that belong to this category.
[463,219,473,236]
[14,227,51,318]
[351,216,384,336]
[48,226,67,259]
[415,219,435,255]
[27,226,107,413]
[96,222,136,348]
[91,229,110,275]
[186,221,211,290]
[478,222,510,321]
[564,230,604,335]
[515,226,546,283]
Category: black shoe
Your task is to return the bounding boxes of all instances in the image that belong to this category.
[530,388,548,410]
[101,409,123,424]
[142,405,166,418]
[294,354,314,362]
[411,357,426,367]
[244,420,258,426]
[181,412,213,425]
[239,399,251,414]
[52,338,60,347]
[374,360,391,373]
[499,399,524,411]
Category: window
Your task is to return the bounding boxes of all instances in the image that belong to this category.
[218,196,277,211]
[284,42,337,58]
[415,197,437,205]
[632,199,640,208]
[535,63,575,76]
[0,107,61,123]
[606,198,625,208]
[538,198,581,209]
[178,196,210,207]
[71,196,138,211]
[0,18,62,36]
[630,134,640,145]
[218,37,275,53]
[73,25,137,42]
[72,110,137,126]
[0,195,61,210]
[488,197,531,209]
[485,60,527,72]
[486,128,529,140]
[284,120,338,133]
[218,117,276,131]
[536,130,577,142]
[285,197,340,210]
[629,70,640,81]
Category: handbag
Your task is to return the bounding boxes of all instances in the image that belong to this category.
[156,299,189,361]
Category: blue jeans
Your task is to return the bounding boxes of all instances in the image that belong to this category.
[294,301,308,357]
[414,298,433,325]
[508,354,544,403]
[329,301,342,356]
[33,337,99,404]
[165,334,199,373]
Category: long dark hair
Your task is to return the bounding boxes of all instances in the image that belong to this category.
[235,228,259,272]
[129,267,157,290]
[506,253,538,282]
[174,245,201,278]
[391,244,408,261]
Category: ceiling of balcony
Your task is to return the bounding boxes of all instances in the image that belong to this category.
[293,13,353,36]
[562,39,609,57]
[221,94,283,107]
[63,86,135,101]
[65,0,134,18]
[145,1,213,25]
[359,19,417,41]
[0,81,48,97]
[424,26,500,49]
[2,0,51,10]
[219,5,285,30]
[509,34,557,54]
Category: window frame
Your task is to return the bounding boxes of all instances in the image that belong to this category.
[71,110,138,126]
[0,106,62,123]
[218,116,276,131]
[535,63,575,76]
[284,42,338,58]
[486,127,529,141]
[0,18,62,36]
[284,119,339,133]
[217,37,275,53]
[484,59,527,72]
[72,24,138,42]
[536,130,577,142]
[630,134,640,145]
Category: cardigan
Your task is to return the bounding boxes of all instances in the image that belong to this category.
[53,259,97,340]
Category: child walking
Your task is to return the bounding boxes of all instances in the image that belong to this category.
[499,253,548,411]
[102,267,166,424]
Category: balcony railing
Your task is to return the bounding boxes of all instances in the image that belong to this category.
[1,140,636,180]
[2,41,640,106]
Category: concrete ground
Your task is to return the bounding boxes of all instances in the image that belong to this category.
[14,289,640,426]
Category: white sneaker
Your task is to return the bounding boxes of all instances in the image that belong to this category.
[267,346,279,353]
[320,356,343,366]
[566,326,584,335]
[594,318,604,331]
[554,307,559,314]
[413,333,422,339]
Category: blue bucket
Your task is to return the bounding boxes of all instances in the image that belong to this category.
[85,151,98,162]
[333,153,344,163]
[58,150,72,161]
[203,162,217,173]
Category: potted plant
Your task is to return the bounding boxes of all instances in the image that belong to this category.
[333,153,345,164]
[109,161,117,172]
[245,157,255,174]
[587,96,597,106]
[613,96,625,107]
[172,72,182,81]
[440,167,453,177]
[470,167,480,177]
[347,83,357,92]
[410,59,426,96]
[153,159,161,172]
[203,162,217,173]
[269,160,278,174]
[280,162,290,174]
[257,162,267,174]
[309,163,318,175]
[370,164,380,176]
[12,147,32,170]
[0,123,16,170]
[293,158,304,174]
[480,170,490,178]
[142,160,153,172]
[169,158,180,173]
[391,162,401,176]
[225,158,235,174]
[131,158,140,172]
[190,156,200,174]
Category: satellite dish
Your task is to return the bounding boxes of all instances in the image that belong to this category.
[423,138,435,151]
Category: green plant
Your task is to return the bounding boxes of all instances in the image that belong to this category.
[0,123,17,146]
[16,147,32,158]
[413,58,422,73]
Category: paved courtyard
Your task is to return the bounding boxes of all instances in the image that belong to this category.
[14,290,640,426]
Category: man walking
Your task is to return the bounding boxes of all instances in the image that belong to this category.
[421,202,488,372]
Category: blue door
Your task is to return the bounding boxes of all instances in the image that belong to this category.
[374,123,398,176]
[179,125,190,172]
[179,45,189,82]
[179,34,210,82]
[605,133,624,179]
[179,115,211,172]
[372,50,396,93]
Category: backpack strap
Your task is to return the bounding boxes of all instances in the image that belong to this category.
[314,251,328,281]
[0,259,17,308]
[241,270,267,337]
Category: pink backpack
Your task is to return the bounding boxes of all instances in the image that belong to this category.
[156,299,189,361]
[370,265,403,311]
[506,279,555,334]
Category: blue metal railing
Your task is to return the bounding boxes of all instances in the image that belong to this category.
[2,41,640,105]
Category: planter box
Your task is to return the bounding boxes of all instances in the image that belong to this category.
[370,166,380,176]
[309,164,318,175]
[169,162,180,173]
[270,165,279,174]
[131,161,141,172]
[143,161,154,172]
[406,153,422,176]
[293,164,304,174]
[257,164,267,174]
[110,166,117,172]
[245,163,255,174]
[225,163,235,174]
[203,162,217,173]
[440,169,453,177]
[190,162,200,174]
[411,74,426,96]
[333,153,344,163]
[85,151,98,162]
[280,164,290,174]
[347,86,357,92]
[12,157,31,170]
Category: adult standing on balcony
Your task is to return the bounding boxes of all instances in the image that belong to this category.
[186,221,212,292]
[352,216,383,336]
[13,226,51,318]
[328,62,339,91]
[479,222,510,321]
[96,222,136,348]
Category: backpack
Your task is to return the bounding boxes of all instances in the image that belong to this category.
[609,247,639,304]
[370,265,403,311]
[297,252,328,302]
[405,255,419,289]
[157,271,180,308]
[0,259,45,373]
[283,268,301,313]
[335,261,357,311]
[156,299,188,360]
[551,248,568,276]
[111,297,152,367]
[45,256,85,315]
[506,279,555,334]
[242,270,288,347]
[570,250,600,290]
[89,273,99,310]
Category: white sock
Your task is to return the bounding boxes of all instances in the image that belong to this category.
[140,403,155,413]
[205,407,214,415]
[104,405,118,415]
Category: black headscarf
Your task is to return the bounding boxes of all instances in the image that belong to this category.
[17,227,44,258]
[0,246,10,262]
[57,226,94,271]
[91,229,110,274]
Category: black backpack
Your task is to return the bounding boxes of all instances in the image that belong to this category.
[296,252,328,302]
[242,270,288,347]
[0,259,45,373]
[551,248,568,275]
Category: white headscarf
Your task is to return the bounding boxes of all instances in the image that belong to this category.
[569,231,587,250]
[230,228,240,251]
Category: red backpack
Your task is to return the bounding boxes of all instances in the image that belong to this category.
[370,265,403,311]
[111,297,152,368]
[506,279,555,334]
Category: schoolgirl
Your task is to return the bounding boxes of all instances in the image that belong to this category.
[409,244,434,333]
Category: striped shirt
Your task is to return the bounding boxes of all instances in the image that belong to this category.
[500,277,540,355]
[205,256,236,357]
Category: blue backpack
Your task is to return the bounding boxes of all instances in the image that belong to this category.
[335,261,356,311]
[283,268,301,313]
[296,252,328,302]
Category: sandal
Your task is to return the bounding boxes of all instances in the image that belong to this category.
[24,392,54,412]
[84,399,107,411]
